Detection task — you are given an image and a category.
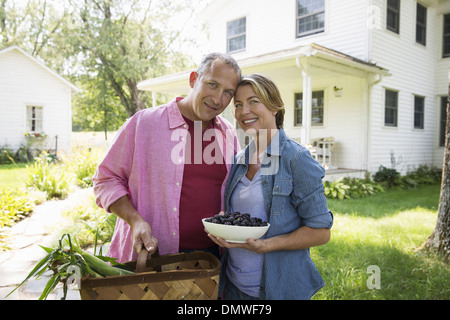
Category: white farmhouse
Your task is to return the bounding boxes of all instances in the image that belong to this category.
[138,0,450,177]
[0,46,80,158]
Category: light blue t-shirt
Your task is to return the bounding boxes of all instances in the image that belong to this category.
[226,169,267,297]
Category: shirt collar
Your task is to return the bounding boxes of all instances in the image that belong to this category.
[168,97,186,129]
[167,97,224,132]
[235,129,286,165]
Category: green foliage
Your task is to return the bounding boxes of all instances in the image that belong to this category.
[313,183,449,300]
[1,0,200,130]
[324,177,384,200]
[404,165,441,186]
[343,177,385,199]
[327,165,442,201]
[372,165,400,188]
[67,147,103,188]
[25,152,70,199]
[60,195,117,249]
[324,178,350,200]
[0,187,45,228]
[0,146,16,164]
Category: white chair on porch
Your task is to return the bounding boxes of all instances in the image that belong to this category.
[311,137,335,168]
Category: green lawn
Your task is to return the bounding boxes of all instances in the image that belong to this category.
[312,183,450,300]
[0,163,28,189]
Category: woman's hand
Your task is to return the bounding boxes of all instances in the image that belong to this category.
[207,233,269,254]
[206,226,330,254]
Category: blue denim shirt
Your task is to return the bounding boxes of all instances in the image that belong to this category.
[220,129,333,300]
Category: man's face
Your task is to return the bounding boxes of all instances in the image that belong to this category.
[189,61,240,123]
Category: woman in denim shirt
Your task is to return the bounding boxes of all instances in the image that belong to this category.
[208,74,333,300]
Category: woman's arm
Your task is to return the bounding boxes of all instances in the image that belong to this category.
[208,226,330,254]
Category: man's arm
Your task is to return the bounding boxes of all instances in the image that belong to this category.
[109,195,158,254]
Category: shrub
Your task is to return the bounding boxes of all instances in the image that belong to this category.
[0,146,16,164]
[25,152,70,199]
[372,166,400,188]
[61,194,116,248]
[342,177,384,198]
[0,188,36,228]
[72,147,102,188]
[324,178,350,200]
[324,177,384,200]
[404,165,441,186]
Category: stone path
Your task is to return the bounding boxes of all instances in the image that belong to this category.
[0,188,94,300]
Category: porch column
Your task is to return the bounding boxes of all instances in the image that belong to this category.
[152,91,157,107]
[297,57,312,145]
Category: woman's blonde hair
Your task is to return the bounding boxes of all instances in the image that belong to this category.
[237,73,285,129]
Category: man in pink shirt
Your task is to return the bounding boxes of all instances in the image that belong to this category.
[93,53,242,263]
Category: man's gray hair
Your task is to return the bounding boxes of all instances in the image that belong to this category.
[196,52,242,80]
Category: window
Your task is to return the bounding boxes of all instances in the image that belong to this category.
[440,96,448,147]
[227,17,246,53]
[387,0,400,34]
[444,14,450,58]
[294,91,324,126]
[385,89,398,127]
[26,105,43,132]
[296,0,325,38]
[413,95,424,129]
[416,3,427,45]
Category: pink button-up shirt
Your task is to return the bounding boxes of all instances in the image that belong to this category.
[93,98,240,263]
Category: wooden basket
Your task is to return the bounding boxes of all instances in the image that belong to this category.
[80,249,220,300]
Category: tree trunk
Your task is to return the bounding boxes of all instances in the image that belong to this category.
[426,68,450,259]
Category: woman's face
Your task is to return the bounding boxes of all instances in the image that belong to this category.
[234,84,277,136]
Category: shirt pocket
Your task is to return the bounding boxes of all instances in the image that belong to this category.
[270,179,293,215]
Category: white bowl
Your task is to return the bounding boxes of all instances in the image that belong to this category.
[202,219,270,243]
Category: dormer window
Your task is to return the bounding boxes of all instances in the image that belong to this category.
[296,0,325,38]
[227,17,246,53]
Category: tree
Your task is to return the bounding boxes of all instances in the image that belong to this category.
[65,0,197,118]
[426,68,450,259]
[1,0,204,130]
[0,0,68,70]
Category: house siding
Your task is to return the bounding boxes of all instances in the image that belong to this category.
[197,0,450,174]
[369,0,442,174]
[0,49,72,154]
[205,0,370,61]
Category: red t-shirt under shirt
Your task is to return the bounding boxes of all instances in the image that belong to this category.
[179,116,227,249]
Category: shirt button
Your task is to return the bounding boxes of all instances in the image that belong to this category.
[176,182,180,186]
[183,124,188,129]
[178,158,182,163]
[172,232,176,236]
[173,207,177,211]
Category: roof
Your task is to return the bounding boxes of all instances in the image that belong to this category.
[137,43,390,93]
[0,45,81,93]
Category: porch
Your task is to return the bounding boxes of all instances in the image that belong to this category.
[323,168,367,182]
[137,44,391,176]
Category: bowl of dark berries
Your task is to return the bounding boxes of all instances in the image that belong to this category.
[202,212,270,243]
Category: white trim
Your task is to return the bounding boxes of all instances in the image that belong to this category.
[0,46,81,93]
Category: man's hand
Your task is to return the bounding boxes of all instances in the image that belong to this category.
[109,195,158,254]
[131,218,158,254]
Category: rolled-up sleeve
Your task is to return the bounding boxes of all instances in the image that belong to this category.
[290,148,333,229]
[93,117,136,212]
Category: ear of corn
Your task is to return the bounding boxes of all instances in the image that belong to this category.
[5,233,135,300]
[78,250,134,276]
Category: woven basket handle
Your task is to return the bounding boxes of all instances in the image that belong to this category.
[136,247,158,273]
